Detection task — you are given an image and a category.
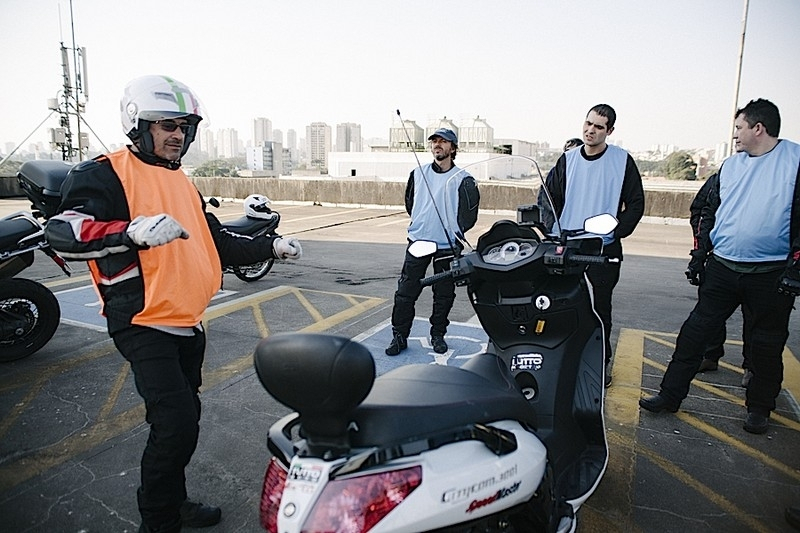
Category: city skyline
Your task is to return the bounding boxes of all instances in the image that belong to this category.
[2,0,799,157]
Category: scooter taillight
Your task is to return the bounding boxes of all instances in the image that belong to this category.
[260,457,288,532]
[302,465,422,533]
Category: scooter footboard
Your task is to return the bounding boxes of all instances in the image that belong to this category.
[560,445,607,511]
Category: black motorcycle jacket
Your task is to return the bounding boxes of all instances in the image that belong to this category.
[45,147,280,334]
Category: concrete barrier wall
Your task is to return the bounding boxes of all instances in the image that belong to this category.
[190,176,696,219]
[2,174,696,219]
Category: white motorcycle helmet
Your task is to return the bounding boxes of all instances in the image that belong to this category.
[244,194,274,219]
[120,75,204,160]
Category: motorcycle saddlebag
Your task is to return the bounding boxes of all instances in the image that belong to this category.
[17,161,74,219]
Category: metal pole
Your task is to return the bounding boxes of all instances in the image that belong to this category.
[729,0,749,155]
[68,0,84,161]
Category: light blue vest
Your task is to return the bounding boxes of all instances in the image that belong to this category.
[559,144,627,243]
[407,163,464,248]
[711,139,800,262]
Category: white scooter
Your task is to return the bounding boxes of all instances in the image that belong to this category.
[253,155,614,532]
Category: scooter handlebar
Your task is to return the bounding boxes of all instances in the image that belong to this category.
[421,270,453,287]
[567,254,617,265]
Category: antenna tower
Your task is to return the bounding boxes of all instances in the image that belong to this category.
[50,0,89,161]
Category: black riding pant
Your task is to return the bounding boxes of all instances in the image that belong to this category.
[113,325,206,531]
[391,245,456,339]
[660,256,793,415]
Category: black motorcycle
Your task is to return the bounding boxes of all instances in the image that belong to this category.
[210,195,281,282]
[0,202,71,361]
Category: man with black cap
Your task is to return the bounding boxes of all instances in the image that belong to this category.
[386,128,480,356]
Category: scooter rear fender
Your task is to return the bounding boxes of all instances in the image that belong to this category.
[273,420,545,533]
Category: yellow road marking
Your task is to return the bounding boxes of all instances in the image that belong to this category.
[0,374,49,442]
[594,327,644,530]
[635,433,773,533]
[0,286,384,492]
[98,363,131,421]
[600,328,798,532]
[642,334,800,431]
[43,273,93,288]
[291,287,325,322]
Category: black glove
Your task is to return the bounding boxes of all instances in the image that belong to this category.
[778,257,800,297]
[686,249,707,286]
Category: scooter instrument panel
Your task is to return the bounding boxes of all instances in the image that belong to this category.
[483,241,535,265]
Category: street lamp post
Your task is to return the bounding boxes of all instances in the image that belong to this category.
[729,0,750,156]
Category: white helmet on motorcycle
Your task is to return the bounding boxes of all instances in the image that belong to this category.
[244,194,274,219]
[120,75,204,159]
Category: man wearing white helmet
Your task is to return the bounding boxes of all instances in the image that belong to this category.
[45,75,302,533]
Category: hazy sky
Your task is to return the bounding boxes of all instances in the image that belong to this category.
[2,0,799,154]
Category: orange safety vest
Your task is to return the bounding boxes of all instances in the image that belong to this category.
[92,150,222,327]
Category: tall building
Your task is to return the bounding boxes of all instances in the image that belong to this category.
[253,117,272,146]
[199,129,216,158]
[336,122,362,152]
[306,122,332,170]
[286,129,298,163]
[246,141,283,176]
[273,129,283,145]
[217,128,239,159]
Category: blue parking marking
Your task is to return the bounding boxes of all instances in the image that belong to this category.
[354,318,489,375]
[55,286,240,332]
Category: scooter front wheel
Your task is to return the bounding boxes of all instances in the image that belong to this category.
[233,259,275,282]
[0,278,61,362]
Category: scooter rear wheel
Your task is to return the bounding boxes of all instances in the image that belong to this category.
[233,259,275,282]
[0,278,61,362]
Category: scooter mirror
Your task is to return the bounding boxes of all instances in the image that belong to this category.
[408,240,437,258]
[584,213,618,236]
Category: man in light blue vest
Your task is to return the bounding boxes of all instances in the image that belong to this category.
[640,99,800,434]
[386,128,480,356]
[545,104,645,387]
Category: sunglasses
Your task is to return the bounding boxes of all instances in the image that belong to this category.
[155,120,192,134]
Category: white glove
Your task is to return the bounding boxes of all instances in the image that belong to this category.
[273,236,302,259]
[127,214,189,247]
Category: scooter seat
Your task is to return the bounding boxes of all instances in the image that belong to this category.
[350,356,537,446]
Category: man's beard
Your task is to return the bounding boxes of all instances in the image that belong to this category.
[434,152,448,161]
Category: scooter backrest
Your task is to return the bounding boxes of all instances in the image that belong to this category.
[254,333,375,445]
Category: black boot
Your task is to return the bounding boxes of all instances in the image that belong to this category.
[639,394,680,413]
[431,336,448,354]
[180,500,222,528]
[385,331,407,356]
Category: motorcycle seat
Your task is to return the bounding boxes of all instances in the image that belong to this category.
[0,216,41,251]
[223,215,277,232]
[350,356,537,446]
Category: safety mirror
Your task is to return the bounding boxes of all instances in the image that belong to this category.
[408,240,437,258]
[584,213,618,235]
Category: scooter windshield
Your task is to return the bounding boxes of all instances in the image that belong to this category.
[439,154,561,254]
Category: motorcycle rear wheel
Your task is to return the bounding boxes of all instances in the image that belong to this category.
[233,259,275,282]
[0,278,61,362]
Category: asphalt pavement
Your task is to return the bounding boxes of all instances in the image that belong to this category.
[0,198,798,533]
